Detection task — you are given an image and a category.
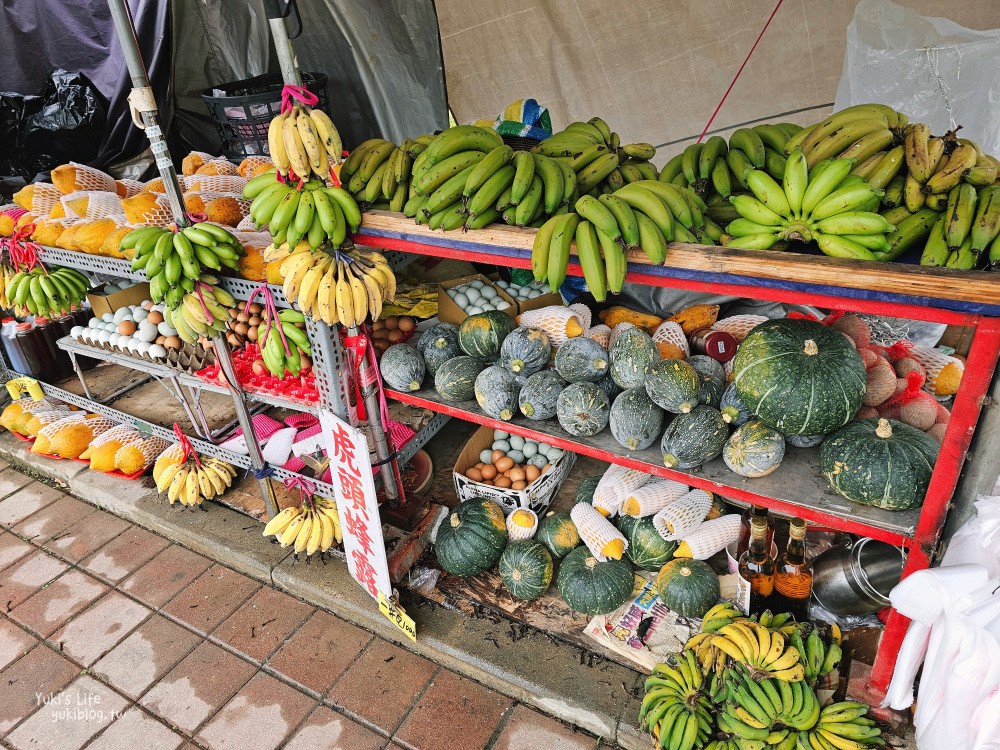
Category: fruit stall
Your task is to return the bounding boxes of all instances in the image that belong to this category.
[2,2,1000,748]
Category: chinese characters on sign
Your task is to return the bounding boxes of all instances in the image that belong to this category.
[319,410,391,600]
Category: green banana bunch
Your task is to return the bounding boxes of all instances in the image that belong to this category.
[162,279,237,344]
[795,702,885,750]
[123,223,244,310]
[246,175,361,249]
[258,309,312,377]
[6,265,90,318]
[789,104,906,169]
[724,149,893,260]
[641,649,714,750]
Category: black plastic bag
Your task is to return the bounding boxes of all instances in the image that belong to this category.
[0,69,108,181]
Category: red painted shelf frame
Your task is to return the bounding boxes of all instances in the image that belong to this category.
[354,212,1000,701]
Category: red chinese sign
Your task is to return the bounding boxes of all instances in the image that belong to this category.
[319,410,391,599]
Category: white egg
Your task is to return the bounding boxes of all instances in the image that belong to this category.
[101,312,114,323]
[466,306,483,315]
[120,336,136,352]
[148,344,167,359]
[97,330,111,344]
[116,280,131,290]
[136,341,151,355]
[480,286,497,300]
[70,326,83,339]
[137,321,158,343]
[113,308,130,324]
[465,288,481,303]
[157,321,177,336]
[133,308,148,322]
[109,333,121,347]
[447,289,458,299]
[105,321,118,331]
[89,317,102,328]
[453,293,468,308]
[470,280,485,289]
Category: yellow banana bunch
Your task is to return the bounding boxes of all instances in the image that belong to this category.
[163,279,238,344]
[262,495,342,557]
[155,452,236,509]
[267,104,343,181]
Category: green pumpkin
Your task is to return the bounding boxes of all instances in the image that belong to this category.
[474,366,520,420]
[575,475,603,505]
[459,310,516,359]
[536,511,581,558]
[555,337,610,383]
[655,559,720,618]
[557,382,611,437]
[820,418,938,510]
[610,327,657,389]
[644,359,701,414]
[434,356,489,402]
[499,540,554,600]
[435,498,509,576]
[660,406,729,469]
[686,355,726,408]
[518,370,566,420]
[380,344,425,392]
[610,388,666,451]
[720,383,753,427]
[499,327,552,376]
[723,419,785,477]
[594,370,623,403]
[417,323,462,376]
[557,546,635,615]
[785,433,825,448]
[732,318,866,435]
[617,515,678,569]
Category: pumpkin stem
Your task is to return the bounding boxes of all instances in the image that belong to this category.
[875,418,893,439]
[449,513,462,528]
[585,556,598,569]
[803,339,819,356]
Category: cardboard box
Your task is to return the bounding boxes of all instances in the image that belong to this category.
[510,288,563,316]
[453,424,575,516]
[86,281,151,319]
[437,274,517,325]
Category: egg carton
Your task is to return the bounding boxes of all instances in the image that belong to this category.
[165,343,215,373]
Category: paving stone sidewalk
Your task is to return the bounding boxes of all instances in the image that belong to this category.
[0,465,608,750]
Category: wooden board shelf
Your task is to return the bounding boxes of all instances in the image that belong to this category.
[384,386,920,547]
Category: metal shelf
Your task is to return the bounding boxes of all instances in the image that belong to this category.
[384,387,918,546]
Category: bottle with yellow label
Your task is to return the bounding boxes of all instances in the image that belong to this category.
[736,515,775,616]
[774,517,813,620]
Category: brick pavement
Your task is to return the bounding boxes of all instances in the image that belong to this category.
[0,468,608,750]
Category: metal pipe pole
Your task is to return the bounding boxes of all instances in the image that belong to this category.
[107,0,279,518]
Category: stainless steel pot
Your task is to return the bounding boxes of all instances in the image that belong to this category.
[812,537,905,616]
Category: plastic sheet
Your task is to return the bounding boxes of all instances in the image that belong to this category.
[835,0,1000,155]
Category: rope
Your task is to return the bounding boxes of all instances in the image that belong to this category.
[252,464,276,480]
[695,0,785,144]
[283,474,316,506]
[280,84,318,114]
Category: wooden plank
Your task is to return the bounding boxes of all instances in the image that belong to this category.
[357,211,1000,317]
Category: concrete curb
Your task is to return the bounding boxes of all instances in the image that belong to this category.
[0,433,645,749]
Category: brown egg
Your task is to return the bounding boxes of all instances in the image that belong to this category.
[480,464,497,480]
[373,329,390,341]
[495,456,514,472]
[163,335,182,349]
[374,340,390,352]
[387,329,405,343]
[234,322,249,335]
[494,476,512,489]
[384,316,399,330]
[155,335,166,345]
[146,310,164,325]
[525,465,541,482]
[252,359,267,375]
[236,312,249,323]
[373,320,386,331]
[466,467,483,482]
[117,320,137,336]
[511,480,527,491]
[542,463,552,473]
[397,317,415,332]
[509,467,525,482]
[142,300,154,311]
[484,480,495,486]
[226,333,241,347]
[491,449,504,464]
[248,316,261,327]
[228,307,239,318]
[246,326,258,341]
[248,303,263,315]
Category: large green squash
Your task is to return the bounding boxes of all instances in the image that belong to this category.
[820,418,938,510]
[644,359,701,414]
[610,327,657,389]
[654,559,720,617]
[557,546,635,615]
[380,344,425,392]
[555,337,609,383]
[732,318,866,435]
[499,540,554,600]
[556,382,611,437]
[617,515,678,569]
[575,475,603,505]
[686,355,726,408]
[723,419,786,477]
[435,498,509,576]
[499,327,551,376]
[720,383,753,427]
[610,388,665,451]
[536,511,581,558]
[785,433,825,448]
[417,323,462,376]
[595,370,622,403]
[435,356,489,402]
[660,406,729,469]
[518,370,566,420]
[458,310,516,359]
[474,366,521,420]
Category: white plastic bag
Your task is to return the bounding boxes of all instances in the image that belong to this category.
[941,493,1000,578]
[835,0,1000,155]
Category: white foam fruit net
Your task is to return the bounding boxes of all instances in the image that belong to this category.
[593,464,650,516]
[53,163,117,194]
[653,488,713,540]
[620,478,689,517]
[117,179,144,198]
[184,175,247,194]
[571,502,628,562]
[651,321,690,355]
[568,302,592,333]
[196,160,239,176]
[30,183,61,216]
[61,191,125,219]
[677,514,742,560]
[506,508,539,541]
[517,306,584,348]
[587,324,611,349]
[608,321,636,348]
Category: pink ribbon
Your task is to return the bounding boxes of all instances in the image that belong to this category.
[244,284,291,357]
[283,474,316,505]
[280,85,319,114]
